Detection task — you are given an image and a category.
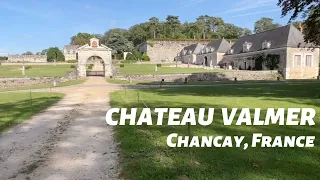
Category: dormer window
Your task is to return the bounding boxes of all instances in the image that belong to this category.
[262,41,271,49]
[211,48,215,53]
[188,50,192,55]
[227,49,234,55]
[243,41,252,52]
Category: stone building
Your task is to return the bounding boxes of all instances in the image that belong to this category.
[197,39,231,67]
[177,43,204,64]
[220,24,319,79]
[63,45,79,61]
[139,40,209,62]
[7,54,47,63]
[177,39,231,67]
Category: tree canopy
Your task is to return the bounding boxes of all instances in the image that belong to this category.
[70,33,94,46]
[254,17,281,33]
[46,47,65,62]
[278,0,320,45]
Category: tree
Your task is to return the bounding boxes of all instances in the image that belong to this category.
[165,15,181,38]
[22,51,33,55]
[46,47,65,62]
[220,23,243,39]
[149,17,160,39]
[196,15,224,39]
[40,49,48,55]
[278,0,320,45]
[241,28,252,36]
[102,29,134,53]
[254,17,281,33]
[70,33,94,46]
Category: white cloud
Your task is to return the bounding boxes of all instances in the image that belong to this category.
[223,0,277,13]
[231,9,279,17]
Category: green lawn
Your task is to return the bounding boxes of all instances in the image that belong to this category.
[0,92,63,132]
[110,82,320,180]
[0,64,75,77]
[116,64,228,75]
[0,79,85,92]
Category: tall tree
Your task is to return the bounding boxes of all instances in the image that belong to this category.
[241,28,252,36]
[220,23,243,39]
[46,47,65,62]
[254,17,281,33]
[102,29,134,53]
[196,15,224,39]
[70,33,94,46]
[165,15,181,38]
[278,0,320,45]
[149,17,160,39]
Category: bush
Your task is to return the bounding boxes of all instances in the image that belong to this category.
[70,65,76,68]
[142,54,150,61]
[25,66,32,70]
[120,64,125,68]
[67,60,77,63]
[156,64,162,67]
[126,53,136,60]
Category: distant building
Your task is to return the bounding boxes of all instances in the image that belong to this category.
[177,43,204,64]
[221,24,319,79]
[7,54,47,63]
[63,45,79,61]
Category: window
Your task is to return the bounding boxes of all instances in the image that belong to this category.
[262,41,271,49]
[243,42,252,52]
[294,55,301,67]
[306,55,312,67]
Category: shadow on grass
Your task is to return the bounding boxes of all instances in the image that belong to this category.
[111,82,320,180]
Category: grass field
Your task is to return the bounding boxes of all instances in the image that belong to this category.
[0,92,63,132]
[0,79,85,92]
[0,64,75,77]
[110,83,320,180]
[116,64,228,75]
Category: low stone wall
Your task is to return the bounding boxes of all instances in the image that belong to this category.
[0,69,80,89]
[116,70,280,82]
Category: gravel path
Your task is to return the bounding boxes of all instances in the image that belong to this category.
[0,77,122,180]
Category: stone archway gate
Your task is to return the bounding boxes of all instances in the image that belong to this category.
[77,38,113,77]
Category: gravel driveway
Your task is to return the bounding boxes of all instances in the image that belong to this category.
[0,77,122,180]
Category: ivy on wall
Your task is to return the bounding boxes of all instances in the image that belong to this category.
[250,53,280,70]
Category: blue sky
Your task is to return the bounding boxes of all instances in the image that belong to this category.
[0,0,292,54]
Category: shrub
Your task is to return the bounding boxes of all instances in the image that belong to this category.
[156,64,162,67]
[142,54,150,61]
[67,60,77,63]
[126,53,136,60]
[120,64,125,68]
[25,66,32,70]
[70,65,76,68]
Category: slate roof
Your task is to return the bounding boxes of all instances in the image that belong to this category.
[228,24,313,55]
[63,45,79,53]
[206,39,232,53]
[181,43,204,54]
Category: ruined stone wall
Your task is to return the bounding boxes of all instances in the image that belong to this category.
[0,69,79,89]
[140,41,209,63]
[116,70,280,82]
[8,55,47,63]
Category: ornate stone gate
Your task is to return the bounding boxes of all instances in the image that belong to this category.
[77,38,113,77]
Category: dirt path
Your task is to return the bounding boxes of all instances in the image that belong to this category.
[0,77,122,180]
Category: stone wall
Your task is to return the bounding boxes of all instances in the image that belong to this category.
[0,69,80,89]
[116,70,280,82]
[139,41,210,63]
[8,55,47,63]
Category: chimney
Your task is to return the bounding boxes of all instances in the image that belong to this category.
[298,22,303,32]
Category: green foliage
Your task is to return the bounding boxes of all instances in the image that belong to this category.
[120,64,125,67]
[125,53,136,60]
[25,66,32,70]
[254,17,281,33]
[70,32,94,46]
[22,51,33,55]
[141,53,150,61]
[253,53,280,70]
[67,60,77,63]
[46,47,65,62]
[156,64,162,67]
[0,56,8,61]
[278,0,319,45]
[101,29,134,53]
[70,65,76,68]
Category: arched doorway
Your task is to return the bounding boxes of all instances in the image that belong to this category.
[77,38,113,77]
[86,56,105,76]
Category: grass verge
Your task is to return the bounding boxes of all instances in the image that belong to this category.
[110,82,320,180]
[0,92,63,132]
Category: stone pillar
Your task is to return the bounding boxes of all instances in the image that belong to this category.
[123,52,130,60]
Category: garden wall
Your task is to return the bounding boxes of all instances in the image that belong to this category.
[0,69,79,89]
[116,70,280,82]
